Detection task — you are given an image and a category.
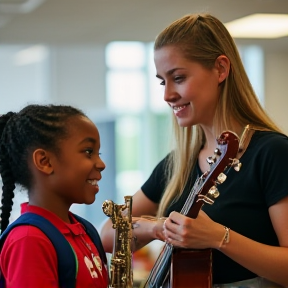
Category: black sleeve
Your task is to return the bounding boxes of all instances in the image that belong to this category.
[257,132,288,207]
[141,154,170,203]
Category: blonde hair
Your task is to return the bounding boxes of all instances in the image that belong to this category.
[155,13,282,217]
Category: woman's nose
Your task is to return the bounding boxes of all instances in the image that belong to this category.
[163,85,179,103]
[163,86,170,102]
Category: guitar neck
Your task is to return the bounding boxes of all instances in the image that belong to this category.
[180,174,205,219]
[144,243,173,288]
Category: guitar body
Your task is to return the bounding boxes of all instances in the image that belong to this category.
[171,248,212,288]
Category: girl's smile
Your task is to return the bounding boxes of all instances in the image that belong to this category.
[86,179,100,193]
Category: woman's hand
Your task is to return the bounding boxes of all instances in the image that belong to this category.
[132,216,166,251]
[163,210,224,249]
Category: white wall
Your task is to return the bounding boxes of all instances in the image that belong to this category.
[49,45,107,111]
[0,45,50,112]
[265,51,288,134]
[0,44,108,118]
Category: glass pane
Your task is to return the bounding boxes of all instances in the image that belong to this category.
[106,41,146,69]
[148,42,169,113]
[115,116,143,202]
[106,71,146,113]
[115,116,140,171]
[241,45,264,106]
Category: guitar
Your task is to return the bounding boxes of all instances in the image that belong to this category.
[144,131,240,288]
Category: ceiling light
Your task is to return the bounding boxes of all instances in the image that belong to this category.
[0,0,46,14]
[225,14,288,38]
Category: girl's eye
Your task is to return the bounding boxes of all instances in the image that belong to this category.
[160,80,165,86]
[85,149,93,156]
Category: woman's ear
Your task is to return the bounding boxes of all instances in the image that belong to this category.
[32,149,54,175]
[215,55,230,84]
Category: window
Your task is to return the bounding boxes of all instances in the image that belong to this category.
[105,41,170,202]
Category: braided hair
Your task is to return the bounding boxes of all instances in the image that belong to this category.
[0,104,86,233]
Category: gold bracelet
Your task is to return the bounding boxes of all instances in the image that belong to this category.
[219,226,230,248]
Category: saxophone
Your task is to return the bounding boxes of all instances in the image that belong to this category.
[102,196,133,288]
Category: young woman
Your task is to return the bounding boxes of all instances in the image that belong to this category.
[101,14,288,287]
[0,104,108,288]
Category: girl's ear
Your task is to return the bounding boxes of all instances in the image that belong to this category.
[215,55,230,84]
[32,149,54,175]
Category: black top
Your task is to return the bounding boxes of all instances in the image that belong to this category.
[141,131,288,284]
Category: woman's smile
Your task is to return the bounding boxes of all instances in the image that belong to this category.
[172,103,190,117]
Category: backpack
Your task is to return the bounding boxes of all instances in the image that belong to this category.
[0,212,107,288]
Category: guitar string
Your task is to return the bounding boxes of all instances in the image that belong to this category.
[147,175,204,286]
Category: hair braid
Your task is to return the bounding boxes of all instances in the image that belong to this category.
[0,112,17,232]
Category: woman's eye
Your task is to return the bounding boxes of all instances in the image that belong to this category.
[174,76,184,83]
[158,76,184,86]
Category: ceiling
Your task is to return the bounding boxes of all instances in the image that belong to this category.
[0,0,288,52]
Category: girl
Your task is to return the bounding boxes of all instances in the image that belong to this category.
[0,104,108,288]
[101,13,288,287]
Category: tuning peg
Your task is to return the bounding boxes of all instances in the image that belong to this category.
[214,148,221,156]
[216,172,227,184]
[206,155,216,165]
[208,186,220,199]
[231,158,242,171]
[197,185,220,205]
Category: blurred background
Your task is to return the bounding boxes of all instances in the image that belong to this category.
[0,0,288,284]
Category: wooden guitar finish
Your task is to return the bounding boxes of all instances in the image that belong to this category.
[172,248,212,288]
[144,131,240,288]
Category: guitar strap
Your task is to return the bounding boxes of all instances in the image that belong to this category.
[237,124,272,159]
[237,125,255,159]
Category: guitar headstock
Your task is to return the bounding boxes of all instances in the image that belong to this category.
[187,131,240,219]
